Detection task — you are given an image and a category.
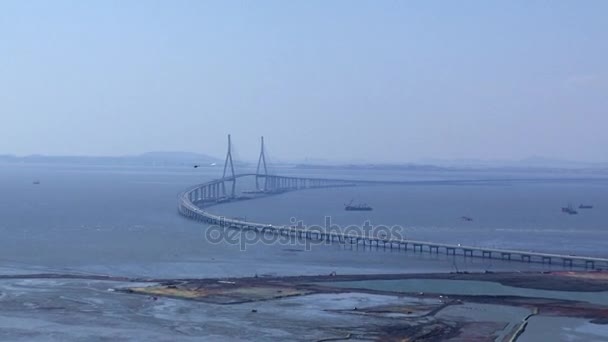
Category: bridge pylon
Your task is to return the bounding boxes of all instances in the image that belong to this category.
[256,136,268,191]
[222,134,236,198]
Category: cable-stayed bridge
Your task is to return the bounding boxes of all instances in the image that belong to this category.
[178,135,608,269]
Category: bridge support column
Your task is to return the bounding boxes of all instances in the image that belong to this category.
[585,260,595,269]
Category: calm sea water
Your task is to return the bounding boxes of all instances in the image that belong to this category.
[1,162,607,278]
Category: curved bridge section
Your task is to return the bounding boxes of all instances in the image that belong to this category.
[179,136,608,269]
[178,173,608,270]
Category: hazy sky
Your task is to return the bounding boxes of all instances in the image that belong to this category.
[1,1,606,163]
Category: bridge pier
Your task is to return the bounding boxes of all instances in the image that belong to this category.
[521,255,531,263]
[501,252,511,261]
[446,247,456,256]
[585,260,595,269]
[464,249,473,257]
[482,251,492,259]
[542,256,552,265]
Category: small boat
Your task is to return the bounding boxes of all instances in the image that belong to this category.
[461,216,473,222]
[579,204,593,209]
[562,204,578,215]
[344,200,372,211]
[33,180,40,185]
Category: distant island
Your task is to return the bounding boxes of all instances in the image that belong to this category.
[0,151,222,167]
[292,162,608,174]
[294,163,448,171]
[1,152,607,174]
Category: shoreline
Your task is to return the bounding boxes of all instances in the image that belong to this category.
[2,270,608,292]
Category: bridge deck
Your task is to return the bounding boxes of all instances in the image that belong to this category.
[178,175,608,269]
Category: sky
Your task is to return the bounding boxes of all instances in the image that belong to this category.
[1,0,607,163]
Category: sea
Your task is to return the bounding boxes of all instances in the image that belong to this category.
[1,162,607,278]
[1,162,607,340]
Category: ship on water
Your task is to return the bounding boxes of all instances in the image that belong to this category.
[344,199,373,211]
[579,204,593,209]
[561,204,578,215]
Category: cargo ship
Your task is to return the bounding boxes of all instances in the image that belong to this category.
[579,204,593,209]
[561,204,578,215]
[344,200,373,211]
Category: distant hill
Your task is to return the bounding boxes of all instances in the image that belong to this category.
[0,151,222,166]
[418,157,608,170]
[292,159,608,174]
[294,163,447,171]
[134,151,221,164]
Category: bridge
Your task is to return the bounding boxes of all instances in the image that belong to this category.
[178,135,608,270]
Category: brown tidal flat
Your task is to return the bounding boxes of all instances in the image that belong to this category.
[124,280,314,304]
[113,271,608,341]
